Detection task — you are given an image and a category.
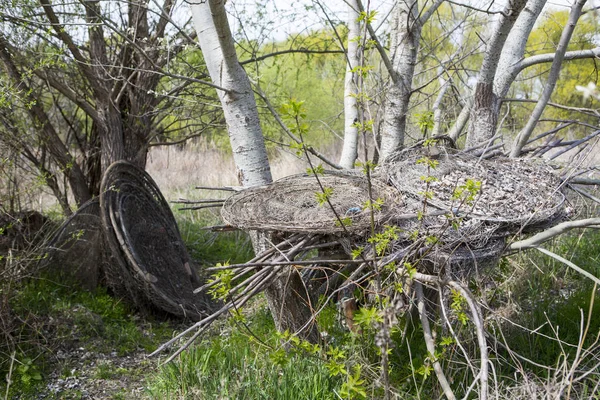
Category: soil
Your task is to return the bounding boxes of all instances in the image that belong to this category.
[37,348,152,399]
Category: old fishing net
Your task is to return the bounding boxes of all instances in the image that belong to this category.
[376,147,567,274]
[39,199,106,290]
[221,172,403,234]
[378,147,565,225]
[100,161,213,320]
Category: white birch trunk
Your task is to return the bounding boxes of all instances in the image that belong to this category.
[447,96,472,142]
[191,0,318,342]
[510,0,587,157]
[431,72,450,138]
[465,0,528,148]
[339,0,361,170]
[191,0,272,188]
[379,0,444,159]
[380,0,422,159]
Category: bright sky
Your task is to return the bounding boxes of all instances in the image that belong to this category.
[225,0,591,43]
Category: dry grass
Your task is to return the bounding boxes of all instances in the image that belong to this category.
[146,140,336,199]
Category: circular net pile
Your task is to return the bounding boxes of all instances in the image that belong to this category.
[40,199,106,290]
[379,148,564,225]
[221,173,403,234]
[377,148,566,274]
[100,161,213,320]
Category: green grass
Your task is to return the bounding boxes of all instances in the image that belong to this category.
[174,209,254,266]
[147,225,600,399]
[3,207,599,399]
[1,275,174,397]
[490,229,600,383]
[146,307,342,400]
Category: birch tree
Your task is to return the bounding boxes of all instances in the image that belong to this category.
[464,0,529,148]
[379,0,444,159]
[190,0,319,342]
[338,0,361,169]
[510,0,588,157]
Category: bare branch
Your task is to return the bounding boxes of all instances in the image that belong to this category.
[240,48,344,65]
[354,0,396,84]
[515,47,600,73]
[534,247,600,286]
[446,0,508,16]
[511,0,589,157]
[509,218,600,250]
[254,88,344,170]
[415,282,457,400]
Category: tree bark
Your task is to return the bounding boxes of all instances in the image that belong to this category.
[494,0,547,100]
[466,0,528,148]
[339,0,361,170]
[380,0,422,159]
[191,0,319,342]
[380,0,443,159]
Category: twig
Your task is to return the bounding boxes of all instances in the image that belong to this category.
[549,129,600,160]
[437,284,477,376]
[568,178,600,186]
[171,199,226,204]
[415,282,457,400]
[205,258,372,271]
[179,204,223,211]
[195,186,240,191]
[569,185,600,205]
[446,280,489,400]
[254,87,343,170]
[195,224,239,231]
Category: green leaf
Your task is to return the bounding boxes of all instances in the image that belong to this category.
[315,187,334,206]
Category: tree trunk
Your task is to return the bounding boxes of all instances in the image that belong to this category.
[494,0,547,100]
[380,0,422,159]
[339,0,361,170]
[466,0,528,148]
[191,0,319,342]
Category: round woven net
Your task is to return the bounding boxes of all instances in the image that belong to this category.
[221,173,403,234]
[40,199,106,290]
[100,161,213,320]
[378,148,565,225]
[376,147,566,273]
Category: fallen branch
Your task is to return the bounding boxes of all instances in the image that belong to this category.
[509,218,600,250]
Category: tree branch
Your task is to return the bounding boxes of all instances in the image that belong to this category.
[415,282,457,400]
[355,0,396,85]
[534,247,600,286]
[515,47,600,73]
[511,0,589,158]
[254,88,343,170]
[510,218,600,250]
[240,48,344,65]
